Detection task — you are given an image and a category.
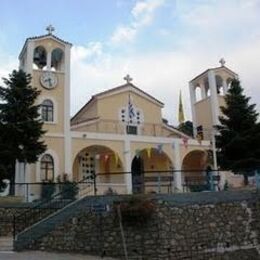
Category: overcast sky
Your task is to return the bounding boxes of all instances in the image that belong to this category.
[0,0,260,125]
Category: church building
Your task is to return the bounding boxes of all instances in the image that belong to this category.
[15,27,237,200]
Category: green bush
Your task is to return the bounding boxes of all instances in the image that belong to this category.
[41,180,55,200]
[115,196,155,225]
[57,174,79,200]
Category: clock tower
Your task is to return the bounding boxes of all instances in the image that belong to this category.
[18,26,72,191]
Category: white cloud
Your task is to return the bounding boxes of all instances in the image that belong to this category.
[0,54,18,86]
[71,0,260,125]
[110,0,165,44]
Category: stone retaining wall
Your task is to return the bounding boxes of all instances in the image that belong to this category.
[25,191,260,260]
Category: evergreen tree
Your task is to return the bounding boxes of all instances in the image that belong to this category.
[0,70,46,188]
[216,79,260,182]
[178,120,194,137]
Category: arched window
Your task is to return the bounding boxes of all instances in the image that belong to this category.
[33,46,47,70]
[41,99,54,122]
[40,154,54,181]
[51,48,64,71]
[195,85,202,102]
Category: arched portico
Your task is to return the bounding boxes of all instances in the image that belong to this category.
[182,149,209,190]
[73,145,125,194]
[131,148,174,194]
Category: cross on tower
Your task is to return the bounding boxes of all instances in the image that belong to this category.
[46,25,55,35]
[124,74,133,84]
[219,58,226,67]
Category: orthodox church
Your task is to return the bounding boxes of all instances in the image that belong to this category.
[15,26,237,200]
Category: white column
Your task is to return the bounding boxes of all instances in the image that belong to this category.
[208,70,219,126]
[124,139,132,194]
[174,140,182,192]
[64,45,72,177]
[223,79,228,95]
[201,84,206,99]
[189,82,197,137]
[46,51,52,70]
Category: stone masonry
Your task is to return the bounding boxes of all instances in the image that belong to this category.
[20,191,260,260]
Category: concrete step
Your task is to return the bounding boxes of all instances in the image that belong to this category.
[0,237,13,251]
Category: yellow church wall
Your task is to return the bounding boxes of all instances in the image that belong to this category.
[97,91,162,124]
[71,138,125,167]
[44,136,65,177]
[218,95,226,116]
[130,142,174,167]
[33,70,65,134]
[72,101,98,124]
[33,38,65,54]
[194,97,213,139]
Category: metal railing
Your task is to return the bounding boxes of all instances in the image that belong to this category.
[12,177,93,239]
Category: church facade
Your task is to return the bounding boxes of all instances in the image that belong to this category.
[16,28,235,200]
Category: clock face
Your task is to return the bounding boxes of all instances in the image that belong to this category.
[40,72,58,89]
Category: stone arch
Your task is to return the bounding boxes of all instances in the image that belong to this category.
[51,48,64,71]
[181,149,208,190]
[33,45,47,70]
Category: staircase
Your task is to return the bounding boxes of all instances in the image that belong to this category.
[13,178,94,251]
[0,237,13,251]
[14,195,114,251]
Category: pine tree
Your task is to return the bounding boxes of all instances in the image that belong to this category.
[178,120,194,137]
[216,79,260,182]
[0,70,46,188]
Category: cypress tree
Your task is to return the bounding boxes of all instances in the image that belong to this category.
[0,70,46,190]
[216,79,260,182]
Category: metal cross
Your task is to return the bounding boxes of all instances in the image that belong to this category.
[46,25,55,35]
[124,74,133,84]
[219,58,226,67]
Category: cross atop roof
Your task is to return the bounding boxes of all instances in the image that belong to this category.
[124,74,133,84]
[219,58,226,67]
[46,24,55,35]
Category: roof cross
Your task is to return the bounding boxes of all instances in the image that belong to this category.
[46,24,55,35]
[124,74,133,84]
[219,58,226,67]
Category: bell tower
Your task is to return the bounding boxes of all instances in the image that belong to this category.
[189,59,238,140]
[18,26,72,189]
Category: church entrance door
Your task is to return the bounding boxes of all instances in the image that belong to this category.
[131,156,144,194]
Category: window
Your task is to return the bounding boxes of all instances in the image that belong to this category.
[126,125,137,135]
[33,46,47,70]
[40,154,54,181]
[41,99,54,122]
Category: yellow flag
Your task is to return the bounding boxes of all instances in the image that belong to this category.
[146,148,152,159]
[114,152,119,166]
[178,90,185,124]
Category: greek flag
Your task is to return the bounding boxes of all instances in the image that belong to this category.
[128,95,135,118]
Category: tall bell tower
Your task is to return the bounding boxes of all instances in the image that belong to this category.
[189,59,238,140]
[18,26,72,189]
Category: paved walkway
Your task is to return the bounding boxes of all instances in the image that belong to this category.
[0,251,117,260]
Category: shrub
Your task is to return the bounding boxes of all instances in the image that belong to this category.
[41,180,55,200]
[115,196,155,225]
[57,174,79,200]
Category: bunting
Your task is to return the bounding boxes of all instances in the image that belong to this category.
[114,152,119,166]
[146,147,152,159]
[157,144,163,154]
[182,137,189,149]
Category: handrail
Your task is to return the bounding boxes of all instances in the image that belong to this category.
[13,175,94,238]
